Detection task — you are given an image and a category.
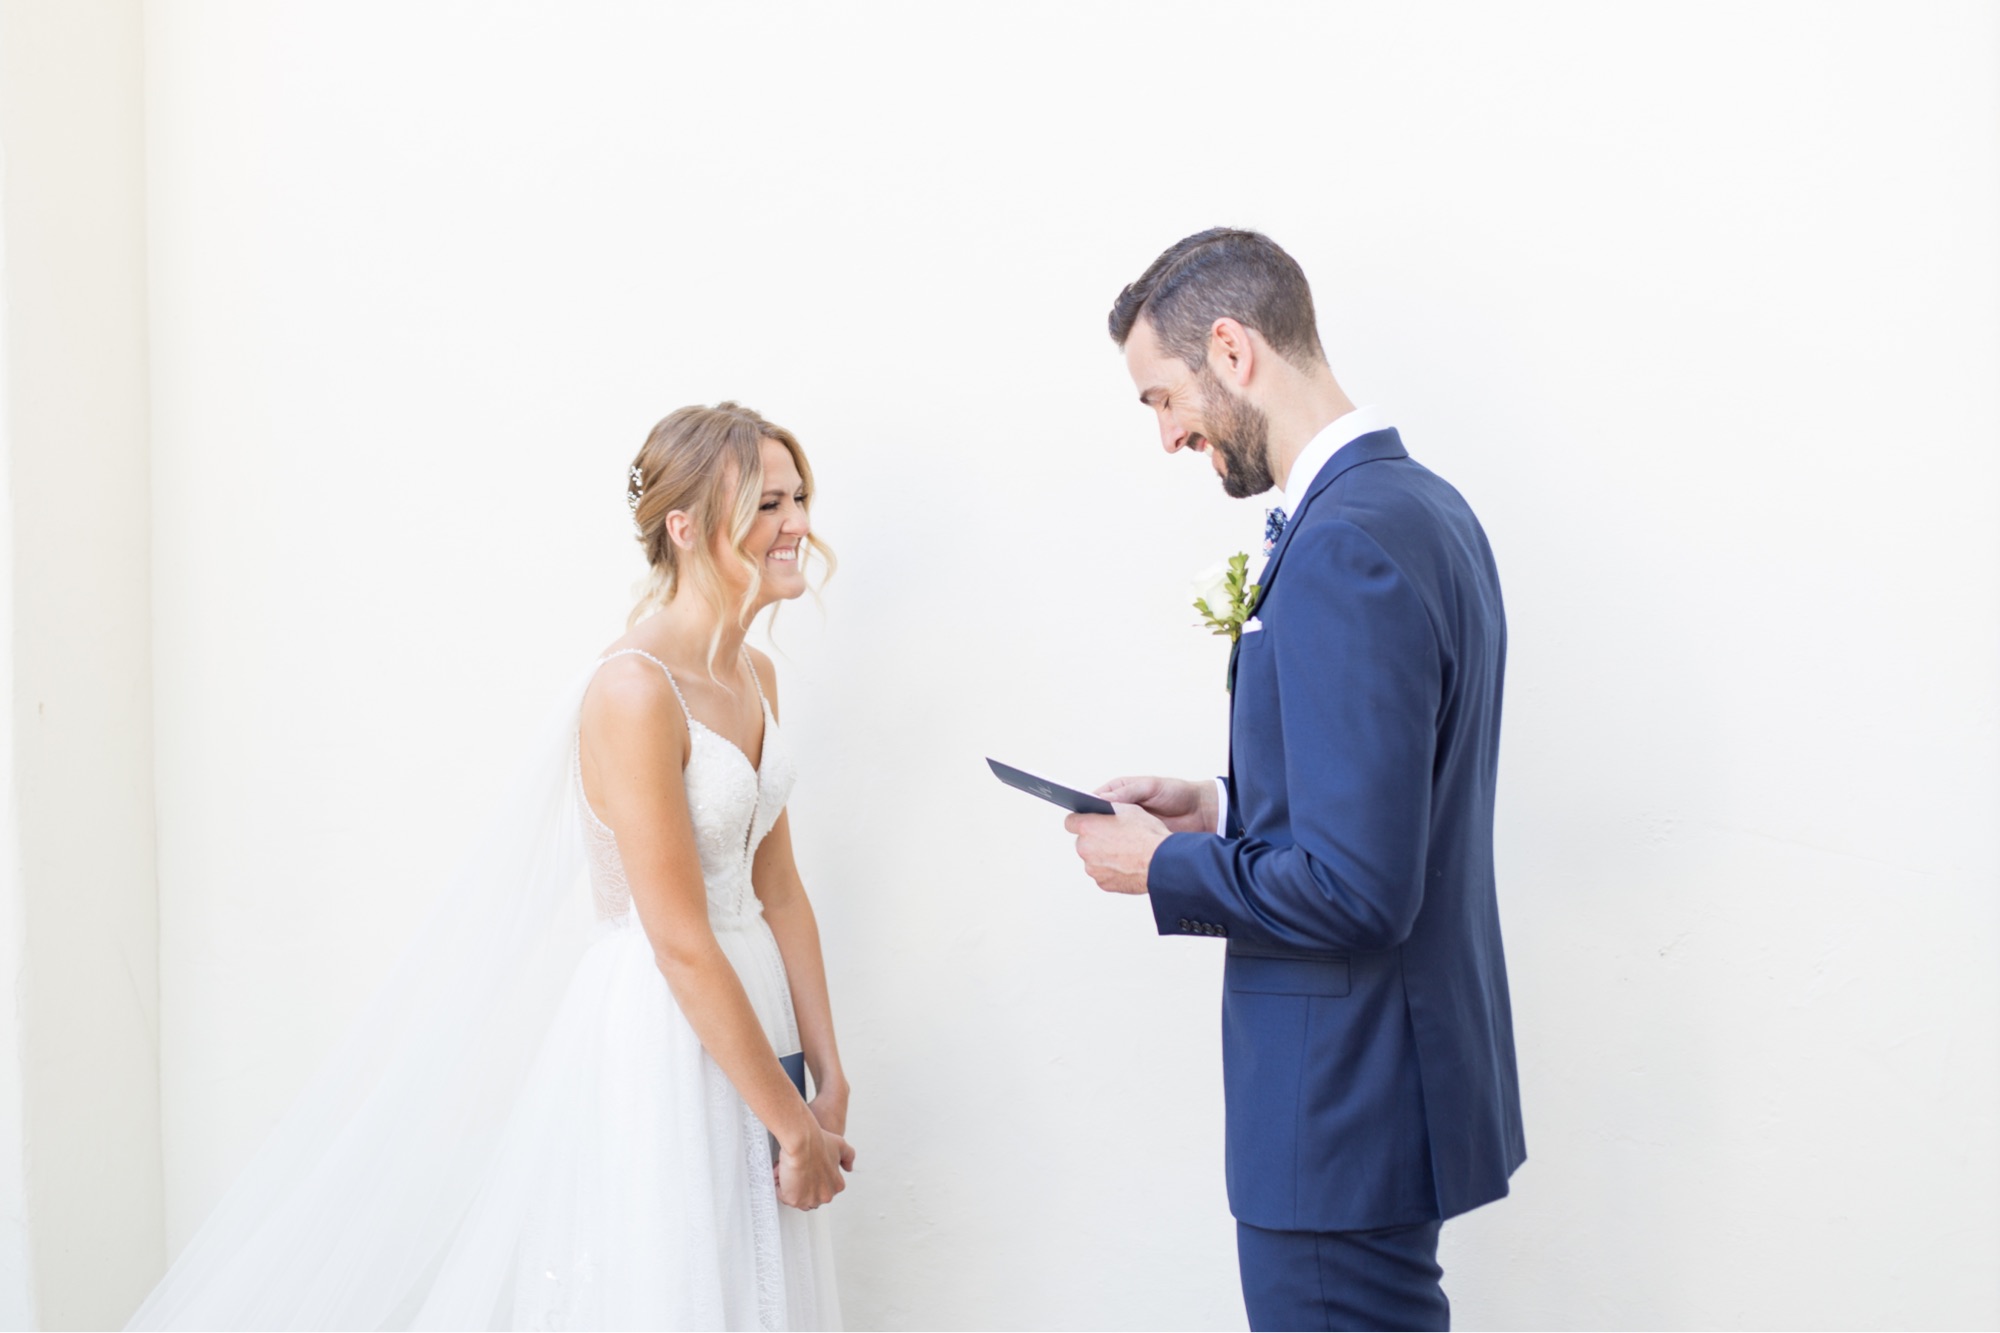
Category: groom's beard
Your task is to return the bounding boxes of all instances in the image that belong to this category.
[1196,363,1277,499]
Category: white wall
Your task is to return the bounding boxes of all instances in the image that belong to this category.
[0,0,161,1327]
[143,3,1999,1328]
[0,118,38,1329]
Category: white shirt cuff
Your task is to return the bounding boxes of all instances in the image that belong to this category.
[1214,777,1230,836]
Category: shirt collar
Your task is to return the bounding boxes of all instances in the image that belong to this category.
[1277,405,1391,518]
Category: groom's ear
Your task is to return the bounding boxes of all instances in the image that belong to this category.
[1208,317,1257,388]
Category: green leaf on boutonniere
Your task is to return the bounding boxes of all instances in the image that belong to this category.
[1191,551,1266,684]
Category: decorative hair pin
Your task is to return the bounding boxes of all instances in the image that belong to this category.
[627,465,644,514]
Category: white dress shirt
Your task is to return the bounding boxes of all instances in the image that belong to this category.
[1213,406,1393,835]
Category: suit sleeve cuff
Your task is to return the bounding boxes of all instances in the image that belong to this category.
[1147,832,1227,938]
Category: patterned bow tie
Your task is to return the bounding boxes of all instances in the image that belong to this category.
[1263,506,1288,555]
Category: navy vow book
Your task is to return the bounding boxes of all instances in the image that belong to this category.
[985,758,1115,815]
[769,1052,809,1163]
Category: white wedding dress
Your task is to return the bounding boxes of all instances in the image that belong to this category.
[129,649,840,1330]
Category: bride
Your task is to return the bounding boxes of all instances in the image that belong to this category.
[131,402,851,1330]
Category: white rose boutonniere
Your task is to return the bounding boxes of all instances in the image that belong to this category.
[1192,551,1263,644]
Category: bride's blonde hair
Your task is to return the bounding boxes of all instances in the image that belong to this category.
[625,402,834,674]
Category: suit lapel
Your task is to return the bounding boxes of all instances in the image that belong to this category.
[1254,428,1407,605]
[1228,428,1407,703]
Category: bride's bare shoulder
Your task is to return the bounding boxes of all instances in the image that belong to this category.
[582,651,683,732]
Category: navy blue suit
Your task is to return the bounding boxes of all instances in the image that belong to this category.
[1148,428,1524,1327]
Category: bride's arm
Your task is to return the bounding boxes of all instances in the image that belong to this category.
[745,651,850,1137]
[581,661,849,1207]
[753,810,849,1135]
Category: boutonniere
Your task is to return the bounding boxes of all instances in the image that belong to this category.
[1192,551,1263,653]
[1194,553,1264,690]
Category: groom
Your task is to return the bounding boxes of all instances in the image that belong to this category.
[1067,229,1525,1332]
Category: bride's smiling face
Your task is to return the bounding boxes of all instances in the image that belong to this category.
[719,436,811,607]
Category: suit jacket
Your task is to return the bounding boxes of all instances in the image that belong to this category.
[1148,427,1525,1232]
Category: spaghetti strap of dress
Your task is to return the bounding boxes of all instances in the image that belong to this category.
[740,645,773,716]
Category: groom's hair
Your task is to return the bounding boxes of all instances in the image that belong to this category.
[1108,228,1326,371]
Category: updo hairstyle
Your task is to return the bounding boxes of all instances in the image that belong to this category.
[625,402,833,673]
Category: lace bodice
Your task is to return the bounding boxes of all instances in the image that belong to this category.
[577,649,797,928]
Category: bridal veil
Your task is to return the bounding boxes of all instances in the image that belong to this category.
[130,666,604,1329]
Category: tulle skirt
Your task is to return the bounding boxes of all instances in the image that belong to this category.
[413,911,840,1330]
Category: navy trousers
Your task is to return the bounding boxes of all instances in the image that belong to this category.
[1236,1219,1449,1331]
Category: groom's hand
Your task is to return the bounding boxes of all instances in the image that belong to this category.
[1064,804,1172,895]
[1094,775,1217,834]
